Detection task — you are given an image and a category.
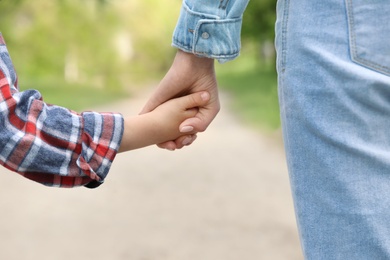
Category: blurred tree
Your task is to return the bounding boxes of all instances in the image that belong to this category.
[0,0,180,91]
[242,0,276,42]
[0,0,25,35]
[241,0,276,65]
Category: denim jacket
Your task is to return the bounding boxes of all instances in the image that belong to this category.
[173,0,250,63]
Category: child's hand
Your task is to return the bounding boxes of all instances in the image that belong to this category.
[148,91,210,145]
[140,50,219,151]
[118,91,210,152]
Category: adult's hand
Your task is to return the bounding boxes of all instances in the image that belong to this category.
[140,50,220,150]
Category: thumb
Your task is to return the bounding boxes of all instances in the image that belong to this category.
[179,91,210,110]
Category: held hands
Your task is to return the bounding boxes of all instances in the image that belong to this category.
[140,50,220,150]
[119,91,210,152]
[145,91,211,148]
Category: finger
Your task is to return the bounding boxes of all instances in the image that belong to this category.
[177,91,210,111]
[179,102,220,133]
[157,141,177,151]
[181,134,197,147]
[140,95,163,115]
[140,91,172,115]
[140,76,182,114]
[174,134,198,149]
[156,134,197,150]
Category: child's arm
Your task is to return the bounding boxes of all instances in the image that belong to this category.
[118,91,210,152]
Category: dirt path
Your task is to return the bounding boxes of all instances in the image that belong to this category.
[0,90,303,260]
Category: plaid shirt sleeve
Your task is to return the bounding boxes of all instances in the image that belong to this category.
[0,34,124,188]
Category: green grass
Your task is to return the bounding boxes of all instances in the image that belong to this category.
[19,78,129,112]
[216,52,280,131]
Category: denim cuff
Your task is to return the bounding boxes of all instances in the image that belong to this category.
[172,2,243,63]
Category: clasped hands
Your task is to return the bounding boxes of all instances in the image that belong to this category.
[140,50,220,150]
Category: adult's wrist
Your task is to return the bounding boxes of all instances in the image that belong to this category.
[174,49,214,71]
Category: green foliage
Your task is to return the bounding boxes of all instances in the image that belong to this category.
[216,0,279,131]
[1,1,118,89]
[217,47,280,131]
[0,0,181,93]
[0,0,281,129]
[242,0,276,42]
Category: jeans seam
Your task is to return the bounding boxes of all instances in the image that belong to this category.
[345,0,356,63]
[345,0,390,75]
[276,0,305,255]
[280,0,290,73]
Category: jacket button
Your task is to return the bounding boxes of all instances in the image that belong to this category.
[201,32,210,39]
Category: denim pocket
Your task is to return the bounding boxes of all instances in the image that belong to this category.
[346,0,390,76]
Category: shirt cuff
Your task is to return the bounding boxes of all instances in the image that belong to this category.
[79,112,124,188]
[172,2,243,63]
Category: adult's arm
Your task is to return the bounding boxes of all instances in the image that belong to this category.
[141,0,250,149]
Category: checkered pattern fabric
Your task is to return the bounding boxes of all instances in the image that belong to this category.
[0,34,123,188]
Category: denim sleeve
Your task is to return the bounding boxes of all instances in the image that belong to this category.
[172,0,250,63]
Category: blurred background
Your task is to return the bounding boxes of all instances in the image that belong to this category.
[0,0,279,130]
[0,0,303,259]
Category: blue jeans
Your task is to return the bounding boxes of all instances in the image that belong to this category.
[276,0,390,258]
